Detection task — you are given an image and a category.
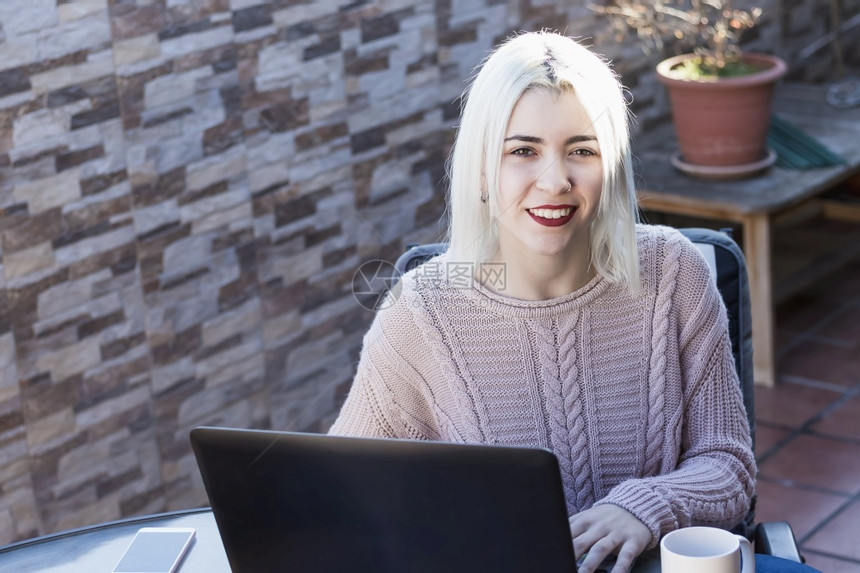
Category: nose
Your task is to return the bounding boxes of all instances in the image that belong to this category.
[534,156,571,194]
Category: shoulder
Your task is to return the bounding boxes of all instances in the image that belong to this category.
[635,224,719,308]
[636,223,698,255]
[364,258,450,344]
[636,224,712,277]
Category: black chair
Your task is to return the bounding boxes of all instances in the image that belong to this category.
[394,227,803,562]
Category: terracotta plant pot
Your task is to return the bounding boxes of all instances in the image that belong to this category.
[656,53,788,175]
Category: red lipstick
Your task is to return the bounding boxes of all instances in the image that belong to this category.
[527,205,577,227]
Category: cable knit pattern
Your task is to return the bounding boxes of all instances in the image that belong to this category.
[534,316,593,512]
[329,224,757,550]
[642,231,683,477]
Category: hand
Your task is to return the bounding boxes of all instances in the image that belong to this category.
[568,504,651,573]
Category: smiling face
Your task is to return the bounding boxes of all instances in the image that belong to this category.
[494,88,603,267]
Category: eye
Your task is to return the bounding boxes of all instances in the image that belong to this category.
[571,147,598,157]
[510,147,535,156]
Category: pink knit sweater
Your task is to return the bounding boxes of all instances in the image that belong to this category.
[330,225,756,548]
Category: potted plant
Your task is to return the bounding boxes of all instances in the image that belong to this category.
[592,0,788,178]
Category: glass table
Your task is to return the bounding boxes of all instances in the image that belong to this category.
[0,508,229,572]
[0,506,666,572]
[12,506,794,573]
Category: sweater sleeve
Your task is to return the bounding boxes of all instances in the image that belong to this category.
[594,232,757,549]
[328,286,441,441]
[327,330,396,438]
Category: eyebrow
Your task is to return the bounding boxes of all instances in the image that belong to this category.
[504,134,597,145]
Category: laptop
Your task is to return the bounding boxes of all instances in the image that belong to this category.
[190,427,578,572]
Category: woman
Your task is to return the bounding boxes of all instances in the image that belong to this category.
[331,32,813,573]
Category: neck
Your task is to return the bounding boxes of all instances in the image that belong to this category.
[485,247,594,301]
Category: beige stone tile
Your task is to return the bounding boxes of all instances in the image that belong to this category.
[2,243,55,281]
[112,33,161,67]
[25,408,75,450]
[30,50,115,95]
[12,170,82,214]
[34,337,101,382]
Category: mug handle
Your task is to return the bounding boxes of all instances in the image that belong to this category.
[735,535,755,573]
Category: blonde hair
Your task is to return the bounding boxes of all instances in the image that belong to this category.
[446,31,639,290]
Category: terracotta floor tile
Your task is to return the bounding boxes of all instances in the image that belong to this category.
[760,244,860,567]
[757,434,860,495]
[811,391,860,441]
[800,552,860,573]
[754,479,847,540]
[755,381,844,427]
[777,340,860,387]
[754,424,791,459]
[804,499,860,561]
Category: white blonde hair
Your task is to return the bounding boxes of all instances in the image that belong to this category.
[446,31,639,290]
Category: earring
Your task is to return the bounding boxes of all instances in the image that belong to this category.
[480,194,488,203]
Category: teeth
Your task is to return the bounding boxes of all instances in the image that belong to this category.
[529,207,573,219]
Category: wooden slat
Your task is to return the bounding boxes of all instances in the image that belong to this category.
[822,200,860,223]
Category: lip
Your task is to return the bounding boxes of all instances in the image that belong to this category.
[527,204,577,227]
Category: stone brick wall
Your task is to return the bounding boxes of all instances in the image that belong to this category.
[0,0,855,544]
[780,0,860,82]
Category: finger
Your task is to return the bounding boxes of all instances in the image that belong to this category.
[569,519,606,540]
[610,540,646,573]
[569,518,610,549]
[610,550,634,573]
[571,531,602,564]
[568,514,591,537]
[577,538,617,573]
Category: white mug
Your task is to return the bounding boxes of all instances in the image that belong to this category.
[661,526,755,573]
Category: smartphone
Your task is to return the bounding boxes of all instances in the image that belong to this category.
[113,527,196,573]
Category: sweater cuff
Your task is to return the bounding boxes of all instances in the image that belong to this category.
[594,481,677,550]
